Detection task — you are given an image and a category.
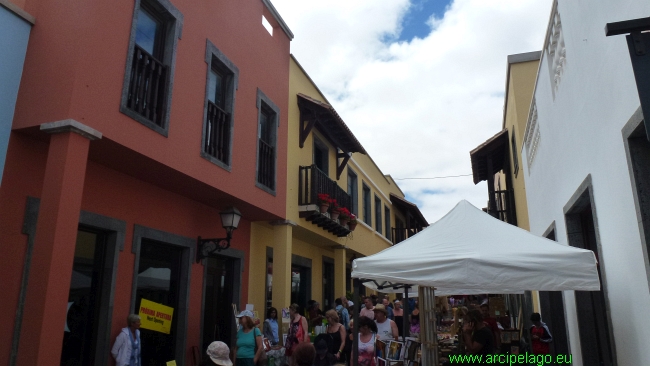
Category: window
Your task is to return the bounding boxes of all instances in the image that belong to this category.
[362,184,371,224]
[256,89,280,193]
[375,195,382,233]
[121,0,183,135]
[384,206,391,241]
[313,138,329,175]
[511,128,519,176]
[347,169,358,216]
[202,40,239,169]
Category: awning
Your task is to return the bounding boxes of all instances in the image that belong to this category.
[297,93,366,154]
[470,129,509,184]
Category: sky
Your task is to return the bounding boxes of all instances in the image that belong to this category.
[271,0,553,223]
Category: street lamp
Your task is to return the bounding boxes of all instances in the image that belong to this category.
[196,206,242,263]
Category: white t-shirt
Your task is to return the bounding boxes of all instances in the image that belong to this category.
[375,319,394,341]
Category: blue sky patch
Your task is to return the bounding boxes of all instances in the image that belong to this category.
[398,0,452,42]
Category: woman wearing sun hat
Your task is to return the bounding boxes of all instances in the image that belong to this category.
[202,341,233,366]
[233,310,263,366]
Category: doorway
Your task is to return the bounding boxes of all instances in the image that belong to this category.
[136,239,183,366]
[322,258,334,310]
[60,228,107,366]
[565,185,615,366]
[202,255,237,350]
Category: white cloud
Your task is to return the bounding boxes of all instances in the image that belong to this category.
[272,0,552,222]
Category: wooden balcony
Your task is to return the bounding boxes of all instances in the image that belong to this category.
[126,45,168,127]
[488,189,517,225]
[298,165,351,237]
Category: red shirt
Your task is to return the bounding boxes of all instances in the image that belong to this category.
[531,324,551,354]
[483,317,499,344]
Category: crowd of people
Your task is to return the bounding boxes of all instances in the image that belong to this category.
[110,293,553,366]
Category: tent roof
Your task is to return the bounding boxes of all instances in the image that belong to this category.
[351,200,601,296]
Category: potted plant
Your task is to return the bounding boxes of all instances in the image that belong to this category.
[348,214,358,231]
[317,193,331,213]
[338,207,351,226]
[330,199,340,220]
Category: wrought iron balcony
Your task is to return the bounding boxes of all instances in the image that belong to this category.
[298,165,351,237]
[204,101,231,164]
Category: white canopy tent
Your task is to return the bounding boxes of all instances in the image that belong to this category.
[352,200,600,294]
[350,200,601,365]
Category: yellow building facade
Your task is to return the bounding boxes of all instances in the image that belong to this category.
[247,56,427,326]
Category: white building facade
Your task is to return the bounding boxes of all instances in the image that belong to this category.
[522,1,650,365]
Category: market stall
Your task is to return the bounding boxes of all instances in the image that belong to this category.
[350,200,601,366]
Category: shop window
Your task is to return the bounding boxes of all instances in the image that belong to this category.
[265,248,273,310]
[121,0,183,135]
[202,40,239,169]
[291,255,312,312]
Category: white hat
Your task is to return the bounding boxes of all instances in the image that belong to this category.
[206,341,232,366]
[348,300,354,307]
[236,310,254,318]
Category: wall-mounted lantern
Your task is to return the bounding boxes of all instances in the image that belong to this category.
[196,206,242,263]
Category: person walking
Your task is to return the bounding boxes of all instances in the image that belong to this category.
[233,310,263,366]
[373,304,398,341]
[353,316,377,366]
[462,309,495,357]
[324,309,346,361]
[530,313,553,355]
[360,297,375,320]
[393,300,405,338]
[111,314,141,366]
[335,297,350,331]
[285,304,309,357]
[263,307,280,346]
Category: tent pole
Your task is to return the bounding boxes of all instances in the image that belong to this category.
[403,286,410,339]
[352,278,360,366]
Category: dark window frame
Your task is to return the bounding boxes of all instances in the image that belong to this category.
[313,137,329,176]
[375,195,382,234]
[362,183,371,225]
[255,88,280,195]
[511,128,519,176]
[347,168,358,216]
[120,0,183,136]
[384,205,391,241]
[201,40,239,170]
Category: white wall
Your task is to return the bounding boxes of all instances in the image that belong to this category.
[522,1,650,365]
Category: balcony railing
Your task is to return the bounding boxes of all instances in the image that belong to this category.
[298,165,351,209]
[298,165,352,237]
[257,140,275,190]
[489,189,517,225]
[126,45,168,127]
[391,227,423,245]
[204,101,231,164]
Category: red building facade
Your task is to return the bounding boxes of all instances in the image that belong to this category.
[0,0,292,364]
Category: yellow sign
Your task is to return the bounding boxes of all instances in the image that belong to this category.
[139,298,174,334]
[166,361,177,366]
